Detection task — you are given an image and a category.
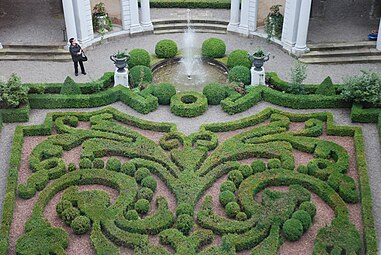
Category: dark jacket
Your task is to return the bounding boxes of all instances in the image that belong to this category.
[69,44,82,62]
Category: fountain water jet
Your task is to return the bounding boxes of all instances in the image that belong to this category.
[182,9,197,79]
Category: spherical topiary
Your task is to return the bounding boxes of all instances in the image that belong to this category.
[299,202,317,219]
[106,157,121,172]
[125,209,140,220]
[134,167,150,183]
[239,164,253,178]
[128,48,151,68]
[129,65,153,89]
[79,158,92,169]
[71,215,91,235]
[220,180,237,193]
[141,176,157,191]
[228,66,251,85]
[225,202,240,218]
[121,162,136,176]
[236,211,248,221]
[228,170,244,187]
[155,39,178,58]
[203,83,227,105]
[227,49,251,69]
[135,199,150,214]
[267,158,282,169]
[219,190,236,207]
[92,158,104,169]
[138,187,154,201]
[202,38,226,58]
[61,207,80,226]
[282,218,304,241]
[56,200,73,217]
[176,203,194,217]
[150,83,176,105]
[297,165,309,174]
[67,162,77,172]
[176,214,193,235]
[251,160,266,173]
[292,210,311,232]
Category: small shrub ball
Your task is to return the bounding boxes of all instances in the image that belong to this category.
[225,202,240,218]
[299,201,317,219]
[220,180,237,193]
[135,199,150,214]
[71,215,91,235]
[227,49,251,69]
[176,214,193,235]
[228,66,251,85]
[79,158,92,169]
[56,200,72,217]
[92,158,104,169]
[155,39,178,58]
[121,162,136,176]
[125,209,140,220]
[61,207,80,226]
[267,158,282,169]
[134,167,150,183]
[67,162,77,172]
[151,83,176,105]
[138,187,154,201]
[228,170,244,187]
[292,210,312,231]
[282,218,303,241]
[251,160,266,173]
[106,157,121,172]
[141,176,157,191]
[128,48,151,68]
[219,190,236,207]
[202,38,226,58]
[203,83,227,105]
[176,203,194,217]
[236,211,248,221]
[239,164,253,178]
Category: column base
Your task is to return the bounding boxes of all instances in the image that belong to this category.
[141,22,154,32]
[0,42,3,49]
[130,24,144,34]
[237,25,249,36]
[114,68,129,88]
[251,67,266,86]
[227,23,239,32]
[281,39,295,53]
[292,46,310,56]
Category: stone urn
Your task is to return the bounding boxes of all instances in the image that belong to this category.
[110,53,129,73]
[252,54,270,71]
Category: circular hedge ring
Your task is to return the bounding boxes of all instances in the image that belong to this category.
[170,92,208,117]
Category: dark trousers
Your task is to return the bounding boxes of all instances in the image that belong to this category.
[73,61,85,74]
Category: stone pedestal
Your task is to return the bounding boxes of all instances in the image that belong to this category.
[114,68,129,88]
[251,67,265,86]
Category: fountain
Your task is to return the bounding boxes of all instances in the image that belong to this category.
[183,9,196,80]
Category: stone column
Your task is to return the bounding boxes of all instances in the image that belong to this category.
[0,42,2,49]
[130,0,143,34]
[72,0,94,46]
[238,0,250,36]
[227,0,240,32]
[377,18,381,50]
[62,0,78,47]
[248,0,259,34]
[281,0,302,52]
[140,0,153,31]
[292,0,312,55]
[120,0,131,31]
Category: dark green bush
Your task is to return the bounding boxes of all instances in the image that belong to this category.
[267,158,281,169]
[236,212,247,221]
[251,160,266,173]
[299,201,316,218]
[128,48,151,68]
[227,49,251,69]
[129,65,153,89]
[92,158,104,169]
[203,83,228,105]
[316,76,336,96]
[135,167,150,183]
[292,210,311,232]
[67,162,77,172]
[228,66,251,85]
[61,207,80,226]
[220,180,237,193]
[56,200,73,216]
[149,83,176,105]
[228,170,244,187]
[60,76,81,95]
[0,73,29,108]
[282,218,303,241]
[155,39,178,58]
[135,199,150,214]
[170,92,208,117]
[176,203,194,217]
[225,202,240,218]
[297,165,308,174]
[202,38,226,58]
[106,157,121,172]
[219,190,236,206]
[239,164,253,178]
[138,187,154,201]
[125,209,140,220]
[71,215,91,235]
[79,158,92,169]
[141,176,157,191]
[176,214,193,235]
[121,162,136,176]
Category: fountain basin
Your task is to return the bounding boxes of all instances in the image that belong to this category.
[152,57,228,92]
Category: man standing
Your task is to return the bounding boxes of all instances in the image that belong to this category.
[69,38,86,76]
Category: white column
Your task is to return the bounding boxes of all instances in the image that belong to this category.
[62,0,77,48]
[130,0,143,34]
[292,0,312,55]
[140,0,153,31]
[281,0,302,52]
[248,0,259,34]
[227,0,240,32]
[238,0,250,36]
[120,0,131,31]
[377,18,381,50]
[72,0,94,46]
[0,42,2,49]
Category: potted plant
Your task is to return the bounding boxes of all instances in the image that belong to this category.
[110,50,130,72]
[264,5,284,40]
[249,49,270,71]
[92,2,113,35]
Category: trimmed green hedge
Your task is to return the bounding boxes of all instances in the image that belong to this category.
[170,91,208,117]
[149,0,230,9]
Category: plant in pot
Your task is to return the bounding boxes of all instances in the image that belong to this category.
[110,50,130,72]
[264,5,284,40]
[92,2,113,35]
[249,48,270,71]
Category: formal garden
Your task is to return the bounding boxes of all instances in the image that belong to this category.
[0,37,380,254]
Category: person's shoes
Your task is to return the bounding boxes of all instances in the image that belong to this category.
[75,73,78,76]
[82,72,87,75]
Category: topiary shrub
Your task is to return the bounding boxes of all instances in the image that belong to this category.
[219,190,236,207]
[61,207,80,226]
[251,160,266,173]
[316,76,336,96]
[141,176,157,191]
[67,162,77,172]
[225,202,240,218]
[228,170,244,187]
[228,66,251,85]
[203,83,227,105]
[135,167,150,183]
[0,73,29,108]
[227,49,251,69]
[106,157,121,172]
[176,214,193,235]
[128,48,151,68]
[267,158,281,169]
[155,39,178,58]
[138,187,154,201]
[297,165,308,174]
[121,162,136,176]
[299,201,316,218]
[71,215,91,235]
[236,211,248,221]
[125,209,140,220]
[220,180,237,193]
[282,218,303,241]
[56,200,73,217]
[79,158,92,169]
[129,65,153,89]
[60,76,81,95]
[170,91,208,117]
[135,199,150,214]
[239,164,253,178]
[150,83,176,105]
[92,158,104,169]
[292,210,311,232]
[201,38,226,58]
[176,203,194,217]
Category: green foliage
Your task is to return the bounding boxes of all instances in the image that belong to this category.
[56,200,73,216]
[106,157,121,172]
[228,66,251,85]
[170,91,208,117]
[121,161,137,176]
[267,158,281,169]
[292,210,311,231]
[239,164,253,178]
[219,190,236,207]
[92,158,105,169]
[60,76,81,95]
[176,203,194,217]
[138,187,154,201]
[71,215,91,235]
[251,160,266,173]
[0,73,29,108]
[141,176,157,191]
[135,167,150,183]
[316,76,336,96]
[202,38,226,58]
[227,49,251,69]
[228,170,244,187]
[135,199,150,214]
[220,180,237,193]
[148,83,176,105]
[282,218,303,241]
[176,214,193,235]
[61,207,80,226]
[299,201,316,218]
[236,212,247,221]
[341,70,381,107]
[287,61,307,95]
[264,5,284,40]
[129,65,153,89]
[225,202,240,218]
[155,39,178,58]
[128,48,151,68]
[79,158,92,169]
[125,209,140,220]
[203,83,228,105]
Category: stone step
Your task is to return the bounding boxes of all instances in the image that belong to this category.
[299,55,381,64]
[154,29,227,35]
[300,47,381,58]
[2,43,66,49]
[0,48,69,56]
[308,41,377,51]
[0,54,71,62]
[154,22,227,31]
[0,43,70,61]
[152,19,229,26]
